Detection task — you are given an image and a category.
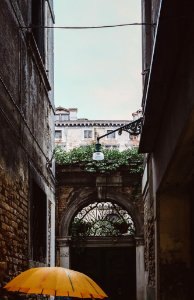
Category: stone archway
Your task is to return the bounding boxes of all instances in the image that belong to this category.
[56,165,144,300]
[60,187,143,237]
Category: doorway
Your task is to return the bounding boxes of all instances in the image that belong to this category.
[71,246,136,300]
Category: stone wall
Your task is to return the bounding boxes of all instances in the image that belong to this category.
[0,1,55,299]
[144,158,155,287]
[56,164,144,240]
[56,165,144,299]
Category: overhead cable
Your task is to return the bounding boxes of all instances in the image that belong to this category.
[21,23,155,30]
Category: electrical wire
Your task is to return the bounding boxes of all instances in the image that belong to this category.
[21,23,155,30]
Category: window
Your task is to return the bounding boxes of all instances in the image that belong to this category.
[107,130,115,139]
[61,114,69,121]
[70,201,135,237]
[84,130,92,139]
[105,145,119,149]
[55,130,62,139]
[30,181,47,263]
[31,0,45,60]
[55,115,60,121]
[112,145,119,149]
[55,114,69,121]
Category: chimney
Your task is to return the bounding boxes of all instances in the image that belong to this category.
[69,108,78,120]
[132,109,142,121]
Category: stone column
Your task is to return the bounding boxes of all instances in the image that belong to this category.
[135,236,145,300]
[58,237,71,268]
[50,201,55,267]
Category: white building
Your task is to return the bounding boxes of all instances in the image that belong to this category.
[55,107,140,151]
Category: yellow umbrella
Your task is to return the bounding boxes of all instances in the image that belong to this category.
[4,267,108,299]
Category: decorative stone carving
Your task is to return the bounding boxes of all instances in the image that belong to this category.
[60,248,69,258]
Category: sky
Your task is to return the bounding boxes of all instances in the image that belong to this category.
[54,0,142,120]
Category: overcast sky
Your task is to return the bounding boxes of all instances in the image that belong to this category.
[54,0,142,120]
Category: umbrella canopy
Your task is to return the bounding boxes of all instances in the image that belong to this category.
[4,267,108,299]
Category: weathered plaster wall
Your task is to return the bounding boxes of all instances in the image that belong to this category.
[141,1,194,298]
[159,190,191,299]
[55,124,139,152]
[0,1,55,298]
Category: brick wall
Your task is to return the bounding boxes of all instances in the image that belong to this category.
[0,159,28,298]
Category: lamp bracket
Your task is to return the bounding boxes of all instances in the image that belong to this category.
[120,117,143,135]
[97,117,143,143]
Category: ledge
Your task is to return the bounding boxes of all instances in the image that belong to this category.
[58,236,136,248]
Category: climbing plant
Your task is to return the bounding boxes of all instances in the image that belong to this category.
[54,145,143,174]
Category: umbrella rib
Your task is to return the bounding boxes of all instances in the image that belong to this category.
[65,270,74,292]
[85,278,101,296]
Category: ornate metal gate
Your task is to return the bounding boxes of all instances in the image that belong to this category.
[70,201,136,300]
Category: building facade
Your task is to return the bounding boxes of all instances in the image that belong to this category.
[0,1,55,298]
[55,107,141,151]
[140,0,194,299]
[56,164,144,300]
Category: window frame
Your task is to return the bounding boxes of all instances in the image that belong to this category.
[30,179,47,264]
[55,130,62,139]
[107,130,116,139]
[31,0,45,61]
[84,129,93,139]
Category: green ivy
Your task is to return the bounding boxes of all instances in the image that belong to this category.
[54,145,144,174]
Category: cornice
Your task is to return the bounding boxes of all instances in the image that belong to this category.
[55,120,131,127]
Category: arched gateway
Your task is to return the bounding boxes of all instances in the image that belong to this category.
[56,165,144,300]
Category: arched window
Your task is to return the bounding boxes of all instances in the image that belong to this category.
[70,201,135,237]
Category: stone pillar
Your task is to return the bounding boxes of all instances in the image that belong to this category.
[50,201,55,267]
[135,236,145,300]
[60,246,70,268]
[58,237,71,268]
